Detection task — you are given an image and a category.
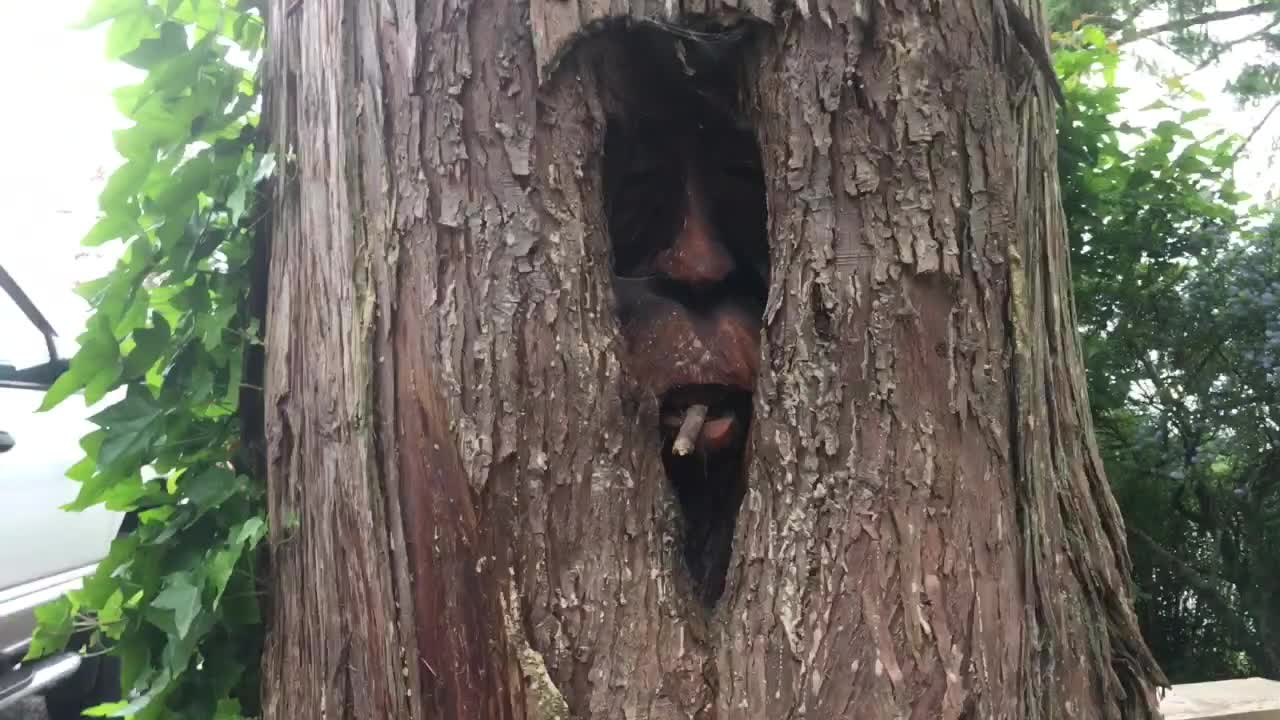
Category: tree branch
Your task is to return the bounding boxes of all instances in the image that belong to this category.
[1189,17,1280,75]
[1233,97,1280,162]
[1136,525,1223,591]
[1131,526,1274,671]
[1121,2,1280,45]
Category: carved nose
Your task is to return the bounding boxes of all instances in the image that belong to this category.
[655,183,734,289]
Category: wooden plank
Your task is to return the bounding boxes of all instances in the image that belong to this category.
[1161,678,1280,720]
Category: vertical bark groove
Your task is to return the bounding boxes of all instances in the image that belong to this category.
[264,2,420,717]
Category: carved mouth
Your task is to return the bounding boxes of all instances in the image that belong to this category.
[658,384,752,605]
[659,384,752,458]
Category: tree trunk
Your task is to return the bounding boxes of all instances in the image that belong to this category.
[262,1,1165,719]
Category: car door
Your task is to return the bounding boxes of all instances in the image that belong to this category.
[0,272,122,595]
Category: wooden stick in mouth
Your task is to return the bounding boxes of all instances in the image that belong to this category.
[672,404,709,456]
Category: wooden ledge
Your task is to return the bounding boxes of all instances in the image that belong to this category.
[1161,678,1280,720]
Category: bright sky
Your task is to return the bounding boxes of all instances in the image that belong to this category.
[0,3,1275,364]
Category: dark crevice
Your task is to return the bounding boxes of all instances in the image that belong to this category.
[597,22,768,605]
[812,283,834,341]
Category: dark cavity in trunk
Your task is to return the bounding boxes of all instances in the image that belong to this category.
[600,22,768,605]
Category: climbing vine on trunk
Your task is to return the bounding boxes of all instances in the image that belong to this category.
[29,1,270,718]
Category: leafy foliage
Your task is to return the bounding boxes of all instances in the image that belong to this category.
[28,1,270,717]
[1058,28,1280,681]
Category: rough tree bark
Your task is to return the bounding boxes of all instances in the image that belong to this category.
[262,1,1164,718]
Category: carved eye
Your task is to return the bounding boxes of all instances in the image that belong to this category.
[701,154,768,291]
[607,160,683,278]
[610,206,681,277]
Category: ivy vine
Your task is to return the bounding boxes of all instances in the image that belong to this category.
[29,1,270,718]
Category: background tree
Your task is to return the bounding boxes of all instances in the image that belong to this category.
[1057,27,1280,681]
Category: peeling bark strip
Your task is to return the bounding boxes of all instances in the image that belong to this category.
[263,1,1163,719]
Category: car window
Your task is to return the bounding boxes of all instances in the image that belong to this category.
[0,284,50,370]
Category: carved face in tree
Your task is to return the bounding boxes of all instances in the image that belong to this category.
[266,3,1167,715]
[602,26,768,601]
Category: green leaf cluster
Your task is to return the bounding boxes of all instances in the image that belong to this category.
[29,1,270,718]
[1049,0,1280,105]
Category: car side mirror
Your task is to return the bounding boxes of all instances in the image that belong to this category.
[0,358,70,386]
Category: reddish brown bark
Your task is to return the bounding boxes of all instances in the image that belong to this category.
[262,1,1164,719]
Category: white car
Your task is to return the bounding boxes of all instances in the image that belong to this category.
[0,265,124,717]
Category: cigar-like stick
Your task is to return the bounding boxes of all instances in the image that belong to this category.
[672,404,709,456]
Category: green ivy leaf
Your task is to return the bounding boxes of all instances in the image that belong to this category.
[39,318,119,411]
[207,547,242,607]
[100,158,155,212]
[99,589,127,626]
[121,20,189,69]
[85,694,145,718]
[184,467,241,511]
[151,573,201,639]
[200,300,237,351]
[124,315,172,379]
[24,598,74,661]
[40,368,88,411]
[1182,108,1211,123]
[214,697,244,720]
[84,214,144,247]
[85,363,124,405]
[106,8,162,60]
[92,387,165,468]
[226,175,249,223]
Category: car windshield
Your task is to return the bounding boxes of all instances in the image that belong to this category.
[0,281,52,370]
[0,262,67,380]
